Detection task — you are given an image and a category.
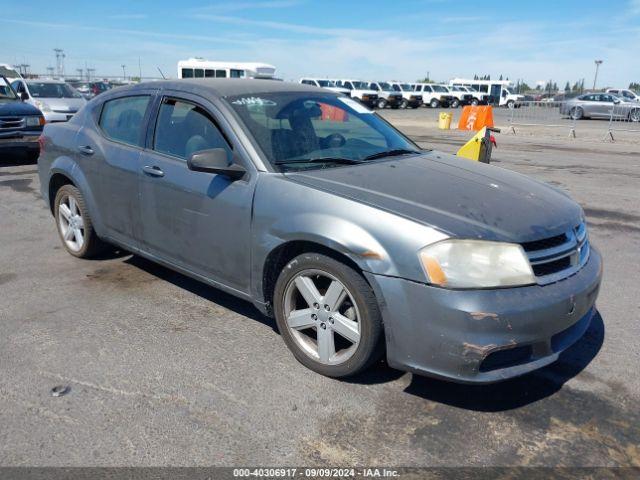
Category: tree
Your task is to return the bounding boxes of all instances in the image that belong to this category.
[629,82,640,91]
[552,82,558,91]
[499,74,503,81]
[473,74,478,80]
[564,81,571,92]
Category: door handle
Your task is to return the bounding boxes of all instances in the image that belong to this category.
[78,145,94,156]
[142,165,165,177]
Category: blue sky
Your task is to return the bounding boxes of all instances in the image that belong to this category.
[1,0,639,87]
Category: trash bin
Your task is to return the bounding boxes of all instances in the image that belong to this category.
[438,112,452,130]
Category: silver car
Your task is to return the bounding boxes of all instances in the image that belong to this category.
[11,79,87,123]
[560,92,640,121]
[38,80,602,383]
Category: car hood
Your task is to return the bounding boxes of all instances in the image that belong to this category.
[35,97,86,112]
[285,151,583,243]
[0,100,42,116]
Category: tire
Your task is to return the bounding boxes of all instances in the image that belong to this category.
[506,100,515,109]
[273,252,384,378]
[376,98,387,109]
[54,184,108,258]
[430,98,440,108]
[471,98,479,106]
[451,98,460,108]
[400,99,409,109]
[411,103,420,109]
[570,106,584,120]
[629,108,640,122]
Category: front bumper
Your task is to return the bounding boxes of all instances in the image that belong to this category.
[365,246,602,384]
[0,131,41,151]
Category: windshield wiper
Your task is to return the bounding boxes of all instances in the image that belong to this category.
[363,149,421,161]
[275,157,363,165]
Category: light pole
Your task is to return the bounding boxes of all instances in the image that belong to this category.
[593,60,603,90]
[121,64,127,80]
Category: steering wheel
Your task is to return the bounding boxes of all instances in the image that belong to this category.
[325,133,346,149]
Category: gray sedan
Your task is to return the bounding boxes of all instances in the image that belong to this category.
[37,79,602,383]
[560,92,640,121]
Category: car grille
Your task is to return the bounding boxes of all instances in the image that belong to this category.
[521,222,589,285]
[0,117,25,130]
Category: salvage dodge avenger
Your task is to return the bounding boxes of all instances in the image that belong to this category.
[37,79,602,383]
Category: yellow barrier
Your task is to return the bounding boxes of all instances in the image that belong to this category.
[438,112,452,130]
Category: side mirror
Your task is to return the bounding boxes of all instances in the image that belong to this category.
[20,92,29,101]
[187,148,246,180]
[613,98,621,105]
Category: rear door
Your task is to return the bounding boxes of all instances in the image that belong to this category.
[76,91,156,247]
[138,92,256,294]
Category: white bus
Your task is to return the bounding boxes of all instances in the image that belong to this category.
[177,59,276,80]
[448,78,523,107]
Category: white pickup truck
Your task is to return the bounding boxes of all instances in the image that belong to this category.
[388,82,423,108]
[334,79,379,108]
[412,83,454,108]
[607,88,640,103]
[441,85,474,107]
[299,78,350,96]
[499,88,525,108]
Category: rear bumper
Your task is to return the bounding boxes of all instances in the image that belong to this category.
[365,246,602,384]
[0,132,40,151]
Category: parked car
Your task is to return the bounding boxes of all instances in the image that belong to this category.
[412,83,452,108]
[388,82,423,108]
[11,79,87,123]
[67,81,93,99]
[299,78,350,96]
[441,85,474,107]
[89,81,112,98]
[334,79,379,108]
[38,79,602,383]
[560,93,640,121]
[0,75,44,157]
[606,88,640,103]
[367,82,403,109]
[456,86,489,105]
[498,87,525,108]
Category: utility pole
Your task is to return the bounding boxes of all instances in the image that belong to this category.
[138,57,142,81]
[76,68,84,80]
[54,48,66,78]
[46,67,55,77]
[593,60,603,91]
[121,64,127,80]
[87,68,95,82]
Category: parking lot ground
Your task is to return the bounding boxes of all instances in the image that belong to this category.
[1,113,640,466]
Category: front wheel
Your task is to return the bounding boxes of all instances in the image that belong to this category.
[400,99,409,109]
[54,184,108,258]
[471,98,480,106]
[273,253,384,378]
[430,98,440,108]
[629,108,640,122]
[451,98,460,108]
[376,98,387,109]
[506,100,515,109]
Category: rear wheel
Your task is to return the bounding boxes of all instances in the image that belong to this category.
[629,108,640,122]
[273,253,384,378]
[570,106,584,120]
[430,98,440,108]
[54,184,108,258]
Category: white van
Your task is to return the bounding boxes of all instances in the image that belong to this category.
[0,64,22,82]
[299,78,350,96]
[334,79,379,108]
[177,59,276,80]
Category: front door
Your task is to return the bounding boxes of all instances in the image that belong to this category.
[138,94,255,294]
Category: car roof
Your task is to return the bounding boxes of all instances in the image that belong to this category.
[117,79,321,98]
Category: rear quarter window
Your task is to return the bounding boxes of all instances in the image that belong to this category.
[98,96,150,147]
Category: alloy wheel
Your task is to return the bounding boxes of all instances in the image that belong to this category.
[283,269,361,365]
[57,194,85,252]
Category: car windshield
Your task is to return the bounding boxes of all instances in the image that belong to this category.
[432,85,448,92]
[317,80,332,87]
[225,92,420,171]
[27,82,82,99]
[0,77,18,101]
[451,86,464,92]
[399,84,412,91]
[378,82,393,91]
[351,81,368,90]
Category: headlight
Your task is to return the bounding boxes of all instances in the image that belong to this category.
[34,100,51,112]
[419,239,535,288]
[25,116,44,127]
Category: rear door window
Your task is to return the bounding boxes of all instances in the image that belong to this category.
[98,96,151,147]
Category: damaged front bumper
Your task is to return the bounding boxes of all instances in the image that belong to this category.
[365,246,602,384]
